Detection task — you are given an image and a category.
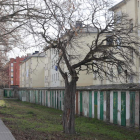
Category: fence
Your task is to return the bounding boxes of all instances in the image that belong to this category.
[4,84,140,128]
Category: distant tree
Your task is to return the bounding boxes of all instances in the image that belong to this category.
[10,0,140,134]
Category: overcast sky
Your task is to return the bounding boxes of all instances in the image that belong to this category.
[7,0,122,59]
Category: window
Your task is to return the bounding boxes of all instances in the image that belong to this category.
[45,76,48,82]
[115,11,122,24]
[130,50,133,61]
[45,64,48,70]
[52,60,53,69]
[110,68,113,81]
[11,72,13,77]
[117,64,122,74]
[93,71,97,80]
[129,75,134,83]
[11,63,13,67]
[58,73,59,80]
[116,38,121,49]
[139,57,140,67]
[11,67,13,72]
[56,73,57,80]
[11,81,13,85]
[106,36,113,46]
[129,19,133,33]
[26,69,29,77]
[138,30,140,37]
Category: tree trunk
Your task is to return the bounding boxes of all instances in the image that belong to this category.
[63,77,77,134]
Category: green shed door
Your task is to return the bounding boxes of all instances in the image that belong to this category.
[100,91,104,121]
[121,92,126,126]
[113,92,118,124]
[55,91,57,108]
[9,90,12,97]
[106,91,110,122]
[57,91,59,109]
[130,91,135,127]
[94,91,97,119]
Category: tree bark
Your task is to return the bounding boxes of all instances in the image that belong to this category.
[63,77,77,134]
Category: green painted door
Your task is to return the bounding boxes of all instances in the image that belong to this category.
[130,91,135,127]
[106,91,110,122]
[94,91,97,119]
[89,91,92,118]
[121,92,126,126]
[55,91,56,108]
[113,92,118,124]
[100,91,104,120]
[80,91,83,116]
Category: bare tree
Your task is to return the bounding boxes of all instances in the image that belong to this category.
[9,0,140,134]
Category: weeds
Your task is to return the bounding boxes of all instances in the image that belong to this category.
[0,99,140,140]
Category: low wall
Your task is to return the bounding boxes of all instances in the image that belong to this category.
[4,84,140,128]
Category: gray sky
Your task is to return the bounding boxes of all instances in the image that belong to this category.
[7,0,122,59]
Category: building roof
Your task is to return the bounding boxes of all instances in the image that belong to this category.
[109,0,127,11]
[21,51,46,63]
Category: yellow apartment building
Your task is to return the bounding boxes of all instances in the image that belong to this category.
[20,51,46,88]
[93,0,140,85]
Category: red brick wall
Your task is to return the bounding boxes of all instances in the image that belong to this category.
[9,57,25,87]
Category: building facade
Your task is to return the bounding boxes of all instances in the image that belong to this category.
[20,51,46,88]
[44,26,99,87]
[92,0,140,85]
[9,57,25,88]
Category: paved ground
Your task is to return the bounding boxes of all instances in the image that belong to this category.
[0,119,15,140]
[0,90,16,139]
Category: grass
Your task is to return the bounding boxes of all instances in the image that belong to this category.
[0,99,140,140]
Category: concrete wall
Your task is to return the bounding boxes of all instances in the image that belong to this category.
[5,83,140,128]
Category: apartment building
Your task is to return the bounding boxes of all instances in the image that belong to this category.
[44,49,64,87]
[112,0,140,83]
[9,57,25,88]
[92,0,140,85]
[20,51,46,88]
[44,25,103,87]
